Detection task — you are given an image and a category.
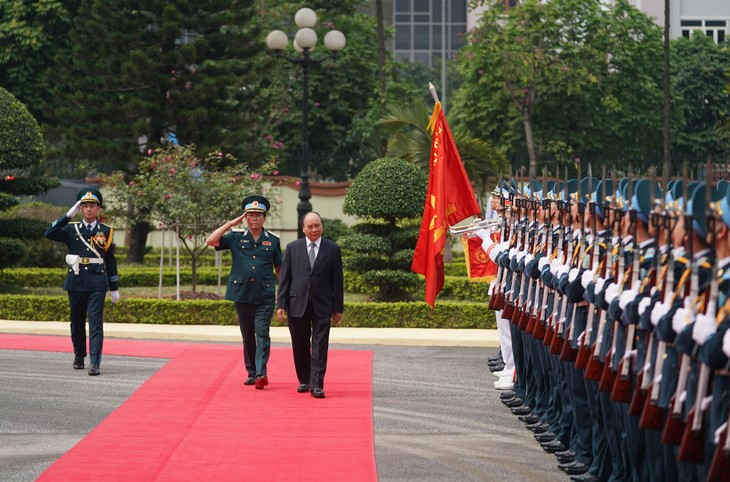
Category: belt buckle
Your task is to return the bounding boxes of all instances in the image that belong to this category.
[80,257,90,264]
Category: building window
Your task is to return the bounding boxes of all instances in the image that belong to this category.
[393,0,467,67]
[681,19,727,44]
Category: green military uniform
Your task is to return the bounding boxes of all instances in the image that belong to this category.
[44,187,119,375]
[215,195,282,385]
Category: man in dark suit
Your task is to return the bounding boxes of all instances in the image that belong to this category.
[276,212,344,399]
[44,187,120,376]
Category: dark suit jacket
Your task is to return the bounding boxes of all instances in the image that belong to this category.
[277,237,344,319]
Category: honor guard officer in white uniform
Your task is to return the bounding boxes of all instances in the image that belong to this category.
[44,187,120,376]
[207,195,282,389]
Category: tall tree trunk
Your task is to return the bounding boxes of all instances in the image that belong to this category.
[523,112,537,180]
[662,0,671,183]
[375,0,388,157]
[126,221,150,264]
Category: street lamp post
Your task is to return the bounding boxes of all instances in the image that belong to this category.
[266,8,346,238]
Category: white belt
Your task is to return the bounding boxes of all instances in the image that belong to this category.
[78,257,104,265]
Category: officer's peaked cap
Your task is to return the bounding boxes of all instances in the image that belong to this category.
[77,187,102,206]
[242,194,270,214]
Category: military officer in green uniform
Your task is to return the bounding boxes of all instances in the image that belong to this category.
[207,195,282,389]
[44,187,120,376]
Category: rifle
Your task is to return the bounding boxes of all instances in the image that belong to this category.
[489,172,508,311]
[544,184,566,348]
[629,170,660,414]
[662,162,694,445]
[678,167,717,463]
[640,179,674,430]
[532,172,552,340]
[517,181,539,331]
[586,170,616,381]
[561,168,586,362]
[708,411,730,480]
[550,169,573,355]
[611,172,640,404]
[527,170,550,337]
[501,178,521,321]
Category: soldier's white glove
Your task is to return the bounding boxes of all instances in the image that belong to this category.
[651,300,670,326]
[672,307,689,334]
[66,200,82,218]
[111,290,120,304]
[723,330,730,359]
[692,312,716,345]
[474,228,490,241]
[638,296,652,316]
[619,287,638,310]
[581,269,595,289]
[556,265,570,279]
[539,257,551,271]
[569,267,580,282]
[595,277,606,294]
[715,422,728,445]
[605,282,619,304]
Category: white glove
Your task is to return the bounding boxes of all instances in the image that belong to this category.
[672,307,689,334]
[715,422,728,445]
[619,287,638,310]
[474,228,490,240]
[724,330,730,359]
[66,200,82,218]
[539,257,551,271]
[557,265,570,279]
[651,300,670,327]
[524,253,533,264]
[638,296,652,316]
[111,290,120,304]
[581,269,595,288]
[550,259,562,275]
[595,277,606,294]
[568,267,580,282]
[605,282,619,303]
[692,312,716,345]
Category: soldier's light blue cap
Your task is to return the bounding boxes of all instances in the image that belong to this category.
[592,180,615,219]
[241,194,270,213]
[687,183,720,238]
[630,179,662,224]
[523,180,542,200]
[77,187,102,206]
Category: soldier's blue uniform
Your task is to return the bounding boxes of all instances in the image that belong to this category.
[44,187,119,375]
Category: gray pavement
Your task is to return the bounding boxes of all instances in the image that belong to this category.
[0,322,567,481]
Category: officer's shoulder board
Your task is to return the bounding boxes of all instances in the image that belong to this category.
[264,229,280,239]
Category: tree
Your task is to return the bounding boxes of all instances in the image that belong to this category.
[0,87,59,269]
[340,157,426,301]
[670,33,730,168]
[45,0,268,262]
[377,99,508,201]
[0,0,81,122]
[256,1,383,182]
[102,145,277,292]
[454,0,663,176]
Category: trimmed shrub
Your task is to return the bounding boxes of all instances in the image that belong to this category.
[0,294,496,329]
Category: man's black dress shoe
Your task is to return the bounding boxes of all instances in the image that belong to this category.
[88,363,100,376]
[73,356,84,370]
[534,431,556,442]
[510,405,532,416]
[519,414,541,424]
[503,397,523,407]
[540,440,567,453]
[556,449,576,463]
[297,384,309,393]
[244,377,256,385]
[527,422,550,433]
[570,473,601,482]
[560,461,589,475]
[499,391,516,400]
[311,388,325,399]
[488,352,502,362]
[489,363,505,372]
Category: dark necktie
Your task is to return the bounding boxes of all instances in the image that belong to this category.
[309,242,316,269]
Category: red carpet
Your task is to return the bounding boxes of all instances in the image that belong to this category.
[0,334,376,481]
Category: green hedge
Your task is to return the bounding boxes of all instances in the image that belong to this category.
[0,295,495,329]
[1,267,493,302]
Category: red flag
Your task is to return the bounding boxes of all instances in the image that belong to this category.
[462,233,499,283]
[411,102,481,308]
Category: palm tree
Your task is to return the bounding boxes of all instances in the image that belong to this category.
[377,99,509,201]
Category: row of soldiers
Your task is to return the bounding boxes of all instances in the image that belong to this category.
[478,171,730,482]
